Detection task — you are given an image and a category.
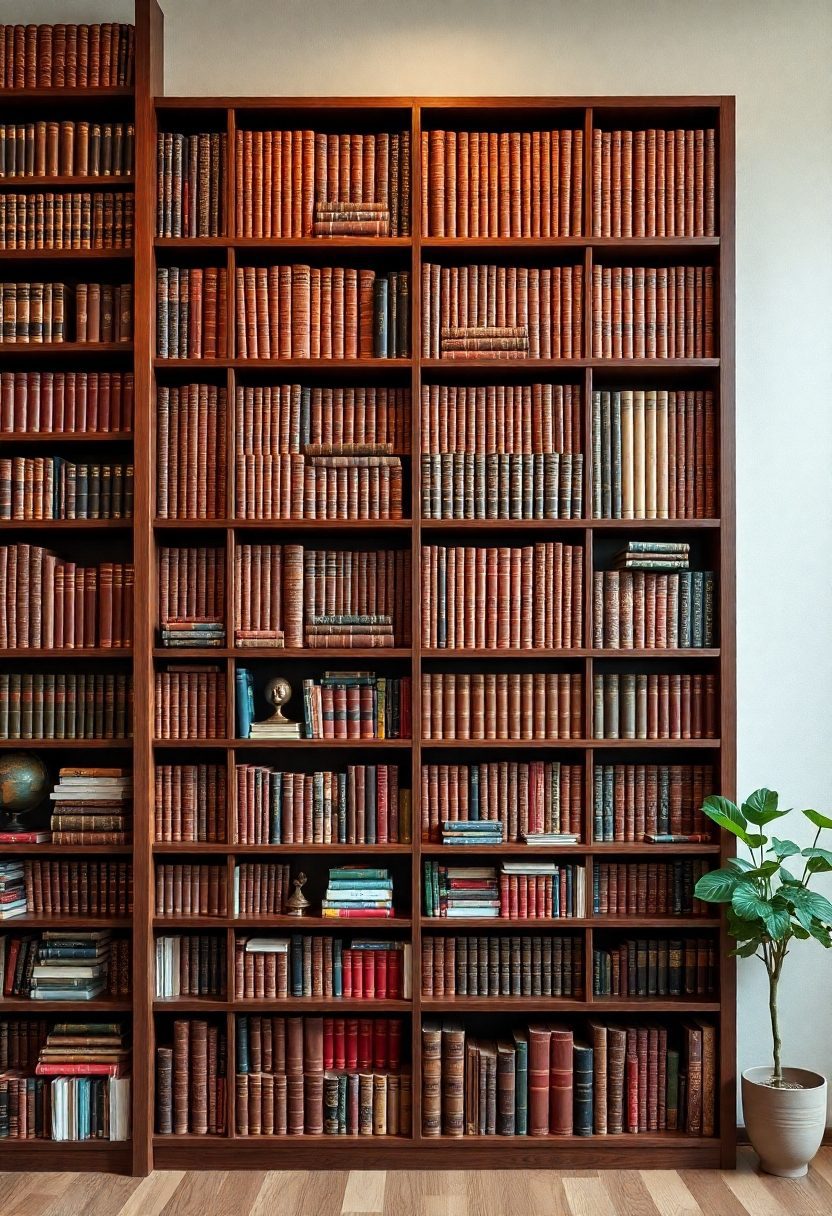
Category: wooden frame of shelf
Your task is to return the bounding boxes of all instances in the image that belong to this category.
[0,1,735,1178]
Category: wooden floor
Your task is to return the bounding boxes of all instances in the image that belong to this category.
[1,1148,832,1216]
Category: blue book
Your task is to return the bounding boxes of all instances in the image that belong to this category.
[235,667,253,738]
[512,1029,528,1135]
[366,765,376,845]
[236,1017,249,1073]
[269,776,281,844]
[333,939,342,997]
[470,766,480,820]
[337,773,347,843]
[373,277,388,358]
[291,935,303,997]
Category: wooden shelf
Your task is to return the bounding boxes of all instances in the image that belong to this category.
[0,518,132,530]
[152,357,412,370]
[155,236,412,251]
[0,342,133,356]
[0,175,134,189]
[0,247,133,260]
[7,915,133,929]
[422,236,720,252]
[152,841,412,854]
[0,843,133,855]
[0,431,133,442]
[421,842,721,855]
[0,738,131,749]
[153,997,411,1012]
[153,915,413,930]
[2,86,133,101]
[421,738,720,749]
[0,647,132,658]
[420,917,721,929]
[152,646,412,659]
[154,518,413,531]
[0,997,132,1012]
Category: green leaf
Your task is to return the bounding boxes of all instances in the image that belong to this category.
[742,788,783,826]
[790,922,811,940]
[731,882,772,923]
[761,903,791,939]
[746,860,781,879]
[704,810,764,848]
[732,938,763,958]
[726,907,763,941]
[726,856,755,872]
[770,838,801,860]
[806,857,832,874]
[790,887,832,926]
[801,847,832,864]
[806,919,832,948]
[703,795,747,830]
[803,810,832,830]
[779,866,801,885]
[694,868,740,903]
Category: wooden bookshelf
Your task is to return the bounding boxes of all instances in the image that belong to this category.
[0,2,735,1179]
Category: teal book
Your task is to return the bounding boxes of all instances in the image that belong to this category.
[235,667,253,738]
[512,1029,528,1135]
[573,1042,594,1135]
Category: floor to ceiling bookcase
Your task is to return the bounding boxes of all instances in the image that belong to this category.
[0,0,735,1175]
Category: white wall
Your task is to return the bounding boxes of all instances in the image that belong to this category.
[5,0,832,1119]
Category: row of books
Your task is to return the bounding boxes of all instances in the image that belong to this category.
[233,542,287,649]
[0,120,134,180]
[155,863,228,919]
[234,764,411,846]
[591,264,716,359]
[421,542,583,650]
[236,449,406,522]
[421,933,584,998]
[593,860,710,917]
[593,672,719,740]
[3,860,132,918]
[421,761,584,844]
[0,671,133,741]
[233,936,412,1001]
[422,128,583,238]
[48,766,131,846]
[0,281,133,344]
[593,763,716,842]
[159,546,225,634]
[155,934,226,1000]
[421,382,581,457]
[237,1067,408,1137]
[0,23,135,88]
[153,666,226,740]
[0,370,134,434]
[237,1014,405,1076]
[592,389,718,520]
[155,1019,225,1135]
[422,1018,715,1136]
[235,862,292,918]
[304,546,412,645]
[0,1020,131,1141]
[299,673,412,739]
[422,671,583,741]
[0,190,133,251]
[237,383,410,456]
[2,931,129,1001]
[593,936,718,999]
[0,457,133,520]
[156,131,227,238]
[156,384,226,519]
[2,546,135,651]
[421,263,583,359]
[234,265,412,360]
[421,450,582,521]
[593,568,717,649]
[423,861,586,920]
[592,127,717,239]
[0,1018,46,1071]
[154,763,225,844]
[234,128,411,238]
[0,545,133,649]
[155,267,227,359]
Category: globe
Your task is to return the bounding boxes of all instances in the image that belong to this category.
[0,752,50,831]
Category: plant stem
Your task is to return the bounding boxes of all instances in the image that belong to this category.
[769,948,784,1085]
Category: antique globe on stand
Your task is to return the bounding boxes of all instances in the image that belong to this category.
[0,752,50,833]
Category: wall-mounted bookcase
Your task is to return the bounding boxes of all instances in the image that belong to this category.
[0,0,734,1177]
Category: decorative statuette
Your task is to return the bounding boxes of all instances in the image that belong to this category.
[286,871,310,916]
[249,675,302,739]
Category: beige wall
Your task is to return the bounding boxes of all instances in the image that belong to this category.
[4,0,832,1118]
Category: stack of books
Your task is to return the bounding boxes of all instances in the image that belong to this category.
[0,861,26,920]
[30,930,112,1001]
[36,1021,131,1077]
[439,325,530,360]
[423,862,500,918]
[234,628,285,649]
[49,767,133,845]
[521,830,580,845]
[312,200,391,237]
[613,540,691,571]
[441,819,504,847]
[305,614,395,649]
[160,619,226,648]
[36,1020,131,1141]
[321,866,395,920]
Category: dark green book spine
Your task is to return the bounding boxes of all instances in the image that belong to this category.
[373,277,388,358]
[573,1042,594,1135]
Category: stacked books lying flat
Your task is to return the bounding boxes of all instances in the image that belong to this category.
[305,613,396,650]
[313,200,391,238]
[441,819,504,846]
[49,766,132,845]
[613,540,691,570]
[322,866,395,920]
[29,930,114,1001]
[0,860,25,920]
[423,863,499,918]
[501,860,586,919]
[440,325,529,360]
[160,619,226,648]
[522,830,580,845]
[235,934,412,1000]
[301,672,411,739]
[37,1020,131,1079]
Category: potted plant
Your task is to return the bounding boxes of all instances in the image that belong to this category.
[695,789,832,1176]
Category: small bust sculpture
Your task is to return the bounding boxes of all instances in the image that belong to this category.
[263,675,293,724]
[286,871,310,916]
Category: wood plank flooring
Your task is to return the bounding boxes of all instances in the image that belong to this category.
[0,1149,830,1216]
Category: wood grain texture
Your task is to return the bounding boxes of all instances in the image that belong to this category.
[0,1150,830,1214]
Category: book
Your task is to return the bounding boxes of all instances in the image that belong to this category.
[234,127,411,238]
[300,673,411,739]
[593,859,712,917]
[158,545,226,647]
[321,865,395,918]
[421,760,583,843]
[0,24,135,88]
[48,766,133,845]
[155,266,228,358]
[592,126,716,238]
[235,935,410,1001]
[155,1018,225,1136]
[422,671,583,740]
[0,282,131,344]
[422,127,583,237]
[19,860,132,916]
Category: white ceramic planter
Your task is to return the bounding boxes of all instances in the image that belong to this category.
[742,1066,827,1177]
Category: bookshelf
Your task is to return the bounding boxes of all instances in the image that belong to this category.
[0,3,735,1179]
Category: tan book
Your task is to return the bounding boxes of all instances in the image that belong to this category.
[620,389,634,519]
[632,390,646,519]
